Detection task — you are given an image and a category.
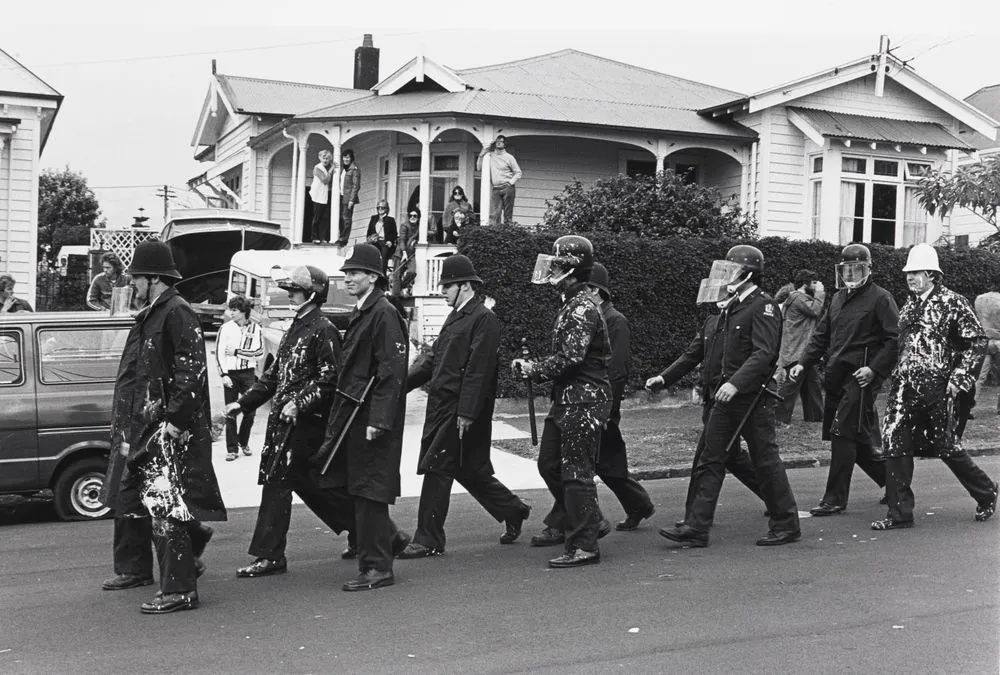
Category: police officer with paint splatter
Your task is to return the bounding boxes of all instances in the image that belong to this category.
[657,245,800,548]
[512,235,612,568]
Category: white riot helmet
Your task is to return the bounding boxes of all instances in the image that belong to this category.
[902,243,942,274]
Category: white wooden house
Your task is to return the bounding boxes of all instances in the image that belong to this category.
[0,48,62,304]
[189,36,998,340]
[947,84,1000,247]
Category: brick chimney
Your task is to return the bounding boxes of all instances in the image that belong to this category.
[353,34,379,90]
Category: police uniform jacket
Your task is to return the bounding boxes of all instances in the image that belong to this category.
[528,281,611,405]
[407,295,500,477]
[318,289,409,503]
[601,299,630,424]
[796,279,898,441]
[101,287,226,521]
[238,305,342,485]
[658,286,781,399]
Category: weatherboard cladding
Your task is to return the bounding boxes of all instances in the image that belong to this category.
[790,107,972,150]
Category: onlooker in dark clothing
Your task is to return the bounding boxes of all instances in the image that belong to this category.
[366,199,397,272]
[441,185,474,241]
[442,209,467,245]
[336,149,361,246]
[87,252,132,311]
[776,269,825,424]
[390,209,419,297]
[0,275,32,312]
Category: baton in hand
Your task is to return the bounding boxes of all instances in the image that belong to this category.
[320,376,377,475]
[521,338,538,446]
[264,422,295,482]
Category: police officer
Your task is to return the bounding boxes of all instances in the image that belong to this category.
[512,235,612,568]
[875,244,998,529]
[657,245,800,548]
[229,266,354,579]
[587,263,655,530]
[790,244,896,516]
[398,255,532,558]
[318,243,411,591]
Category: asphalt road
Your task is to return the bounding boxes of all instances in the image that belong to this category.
[2,458,998,674]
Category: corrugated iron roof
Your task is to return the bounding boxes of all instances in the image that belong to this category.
[791,107,973,150]
[455,50,743,110]
[216,74,371,115]
[296,89,754,139]
[962,85,1000,149]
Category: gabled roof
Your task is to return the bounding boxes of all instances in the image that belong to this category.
[374,56,468,95]
[215,74,369,115]
[961,84,1000,150]
[0,48,63,152]
[279,88,755,143]
[701,52,999,141]
[192,73,371,149]
[456,49,743,110]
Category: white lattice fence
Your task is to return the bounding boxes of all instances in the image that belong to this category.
[90,229,159,267]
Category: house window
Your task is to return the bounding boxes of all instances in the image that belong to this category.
[835,157,933,246]
[812,157,823,173]
[955,234,970,250]
[626,159,656,177]
[431,154,460,239]
[378,156,389,202]
[810,180,822,239]
[220,164,243,208]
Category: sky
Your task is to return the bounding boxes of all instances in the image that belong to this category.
[5,0,1000,228]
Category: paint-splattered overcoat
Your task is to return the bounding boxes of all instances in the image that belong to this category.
[238,305,342,484]
[407,295,501,477]
[318,290,409,503]
[883,284,986,458]
[101,287,226,521]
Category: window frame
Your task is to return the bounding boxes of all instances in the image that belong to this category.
[35,326,129,386]
[835,155,933,246]
[0,329,25,387]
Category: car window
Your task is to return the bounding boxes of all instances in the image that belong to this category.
[0,331,23,385]
[37,327,129,384]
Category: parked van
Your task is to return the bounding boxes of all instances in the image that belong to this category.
[0,312,133,520]
[228,247,354,375]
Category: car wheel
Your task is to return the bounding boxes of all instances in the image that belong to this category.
[53,457,111,521]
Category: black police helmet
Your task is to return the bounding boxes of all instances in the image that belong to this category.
[840,243,872,264]
[552,235,595,282]
[439,254,482,286]
[726,244,764,273]
[589,262,610,297]
[341,243,385,278]
[128,240,182,279]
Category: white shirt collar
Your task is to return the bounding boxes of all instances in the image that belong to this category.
[455,295,473,313]
[919,285,934,302]
[355,286,374,310]
[717,283,757,309]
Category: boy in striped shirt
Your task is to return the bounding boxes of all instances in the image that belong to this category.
[217,296,263,461]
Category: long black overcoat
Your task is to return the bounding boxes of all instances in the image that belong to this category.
[101,287,226,521]
[238,305,342,484]
[318,290,408,503]
[407,296,501,478]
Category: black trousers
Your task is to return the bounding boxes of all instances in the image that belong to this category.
[311,202,331,242]
[684,402,765,516]
[247,474,354,560]
[223,369,257,452]
[885,453,996,523]
[412,467,526,551]
[595,417,654,518]
[820,435,886,508]
[337,203,355,243]
[151,518,214,595]
[113,514,153,577]
[686,395,799,536]
[537,401,610,553]
[776,365,823,424]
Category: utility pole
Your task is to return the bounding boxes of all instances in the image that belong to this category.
[154,184,177,222]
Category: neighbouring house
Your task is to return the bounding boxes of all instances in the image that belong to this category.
[189,35,998,340]
[0,48,62,304]
[947,84,1000,248]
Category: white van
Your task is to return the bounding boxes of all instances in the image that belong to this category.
[228,248,353,375]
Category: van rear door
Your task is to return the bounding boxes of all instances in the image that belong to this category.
[0,327,38,491]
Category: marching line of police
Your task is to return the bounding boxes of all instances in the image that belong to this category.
[99,236,998,614]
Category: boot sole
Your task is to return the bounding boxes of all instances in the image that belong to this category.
[236,566,287,578]
[548,556,600,568]
[658,529,708,548]
[102,577,155,591]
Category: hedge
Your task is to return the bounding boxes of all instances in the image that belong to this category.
[459,226,1000,397]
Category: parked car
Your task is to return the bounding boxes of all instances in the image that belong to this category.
[161,209,291,330]
[228,247,354,376]
[0,312,132,520]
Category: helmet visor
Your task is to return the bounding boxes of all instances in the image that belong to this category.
[835,262,870,289]
[531,254,571,285]
[695,278,731,305]
[707,260,746,284]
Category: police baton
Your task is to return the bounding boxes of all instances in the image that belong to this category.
[857,347,869,436]
[521,338,538,446]
[723,367,781,455]
[320,376,377,475]
[264,422,295,483]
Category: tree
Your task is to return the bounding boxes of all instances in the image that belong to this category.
[541,170,757,239]
[916,155,1000,247]
[37,167,104,261]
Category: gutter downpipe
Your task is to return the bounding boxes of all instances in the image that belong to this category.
[748,140,759,221]
[282,128,299,242]
[4,136,11,269]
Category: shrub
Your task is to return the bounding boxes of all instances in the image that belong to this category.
[461,227,1000,397]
